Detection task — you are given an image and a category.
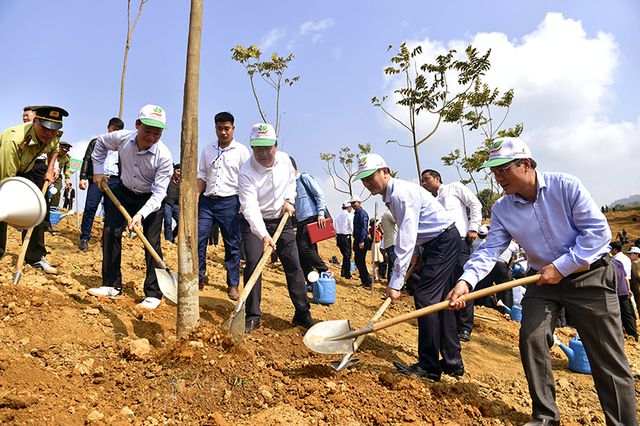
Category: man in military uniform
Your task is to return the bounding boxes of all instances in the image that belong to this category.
[0,105,68,273]
[50,141,72,208]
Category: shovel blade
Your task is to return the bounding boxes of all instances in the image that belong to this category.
[226,305,246,342]
[303,320,356,355]
[331,355,359,371]
[156,268,178,305]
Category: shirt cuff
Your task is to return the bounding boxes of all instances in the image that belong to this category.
[552,256,581,277]
[94,164,105,175]
[459,272,479,289]
[388,274,404,291]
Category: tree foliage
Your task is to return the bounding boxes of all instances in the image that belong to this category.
[372,43,491,181]
[231,44,300,136]
[319,144,371,198]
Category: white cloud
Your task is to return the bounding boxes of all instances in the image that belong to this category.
[299,18,335,36]
[377,12,636,205]
[260,28,286,50]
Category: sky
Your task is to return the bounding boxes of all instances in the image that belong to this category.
[1,0,638,215]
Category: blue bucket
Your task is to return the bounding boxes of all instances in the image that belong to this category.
[567,335,591,374]
[510,304,522,322]
[49,207,61,226]
[313,272,336,305]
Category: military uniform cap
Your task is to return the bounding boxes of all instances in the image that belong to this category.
[33,105,69,130]
[59,141,72,147]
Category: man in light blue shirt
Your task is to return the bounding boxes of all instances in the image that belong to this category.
[355,153,462,382]
[448,137,636,426]
[290,156,329,285]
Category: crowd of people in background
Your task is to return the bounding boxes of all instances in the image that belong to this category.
[2,105,639,426]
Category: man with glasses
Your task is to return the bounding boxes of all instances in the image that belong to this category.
[447,137,637,426]
[87,105,173,310]
[0,105,68,274]
[197,112,249,296]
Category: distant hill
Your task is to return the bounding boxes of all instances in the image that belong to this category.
[609,194,640,207]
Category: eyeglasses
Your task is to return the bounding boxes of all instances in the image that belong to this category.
[490,160,521,176]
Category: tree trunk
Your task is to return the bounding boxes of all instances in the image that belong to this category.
[176,0,203,337]
[118,0,148,119]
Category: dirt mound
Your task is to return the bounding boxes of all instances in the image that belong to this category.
[0,212,638,424]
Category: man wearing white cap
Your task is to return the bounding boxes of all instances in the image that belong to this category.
[333,201,354,278]
[349,194,371,288]
[447,137,637,425]
[238,123,314,333]
[354,153,463,381]
[87,105,174,310]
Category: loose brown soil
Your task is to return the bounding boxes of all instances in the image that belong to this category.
[0,211,639,425]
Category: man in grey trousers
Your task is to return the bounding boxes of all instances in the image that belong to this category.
[447,137,637,426]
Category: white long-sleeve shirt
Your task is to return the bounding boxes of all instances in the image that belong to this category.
[92,129,173,219]
[197,139,250,197]
[333,209,354,235]
[238,151,297,239]
[384,178,454,290]
[436,182,482,238]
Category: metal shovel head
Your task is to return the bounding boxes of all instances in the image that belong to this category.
[331,354,359,371]
[156,268,178,305]
[227,304,246,342]
[303,320,356,355]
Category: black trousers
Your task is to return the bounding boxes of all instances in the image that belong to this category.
[415,226,462,374]
[0,161,49,263]
[336,234,352,278]
[353,240,371,286]
[296,216,329,280]
[241,217,311,321]
[385,245,397,280]
[454,238,474,334]
[619,295,638,340]
[475,260,512,308]
[102,183,164,299]
[630,278,640,320]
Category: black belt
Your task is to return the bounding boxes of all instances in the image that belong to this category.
[566,256,609,280]
[206,194,237,200]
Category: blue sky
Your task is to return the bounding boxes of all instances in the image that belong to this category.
[1,0,638,213]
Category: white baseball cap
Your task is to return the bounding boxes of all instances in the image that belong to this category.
[353,153,388,181]
[627,246,640,255]
[138,104,167,129]
[342,201,352,208]
[249,123,277,146]
[481,137,532,169]
[349,195,362,203]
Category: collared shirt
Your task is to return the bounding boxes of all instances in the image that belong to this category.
[104,150,119,176]
[352,207,369,245]
[238,151,296,239]
[0,122,58,180]
[610,258,629,296]
[460,171,612,287]
[384,178,455,290]
[613,252,632,279]
[294,173,327,221]
[334,210,354,235]
[92,129,173,219]
[436,182,482,237]
[198,140,250,197]
[380,210,397,249]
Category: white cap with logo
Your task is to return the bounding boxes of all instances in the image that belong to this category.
[353,153,388,181]
[138,104,167,129]
[481,137,532,169]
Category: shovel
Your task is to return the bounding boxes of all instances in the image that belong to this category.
[13,181,50,285]
[225,213,290,342]
[101,182,179,304]
[330,261,418,370]
[304,274,541,355]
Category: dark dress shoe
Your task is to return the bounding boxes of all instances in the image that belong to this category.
[523,419,560,426]
[458,330,471,342]
[292,311,315,329]
[245,319,261,333]
[227,286,240,301]
[441,363,465,377]
[79,240,89,251]
[392,361,440,381]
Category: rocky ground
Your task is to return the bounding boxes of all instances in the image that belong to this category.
[0,210,639,425]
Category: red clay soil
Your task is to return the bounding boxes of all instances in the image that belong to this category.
[0,211,638,425]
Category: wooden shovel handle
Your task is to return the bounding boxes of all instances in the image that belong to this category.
[369,274,541,334]
[101,182,166,269]
[14,181,50,281]
[352,297,392,351]
[235,213,290,309]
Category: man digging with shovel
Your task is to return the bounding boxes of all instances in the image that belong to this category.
[237,123,315,333]
[87,105,174,310]
[354,153,464,382]
[447,137,637,426]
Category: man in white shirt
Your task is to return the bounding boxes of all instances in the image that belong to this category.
[333,201,354,278]
[88,104,174,310]
[238,123,314,333]
[197,112,250,299]
[422,169,482,342]
[380,209,397,280]
[355,153,463,382]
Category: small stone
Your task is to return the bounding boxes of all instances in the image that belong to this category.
[125,338,151,360]
[188,341,204,349]
[84,308,100,315]
[86,409,104,423]
[120,406,135,417]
